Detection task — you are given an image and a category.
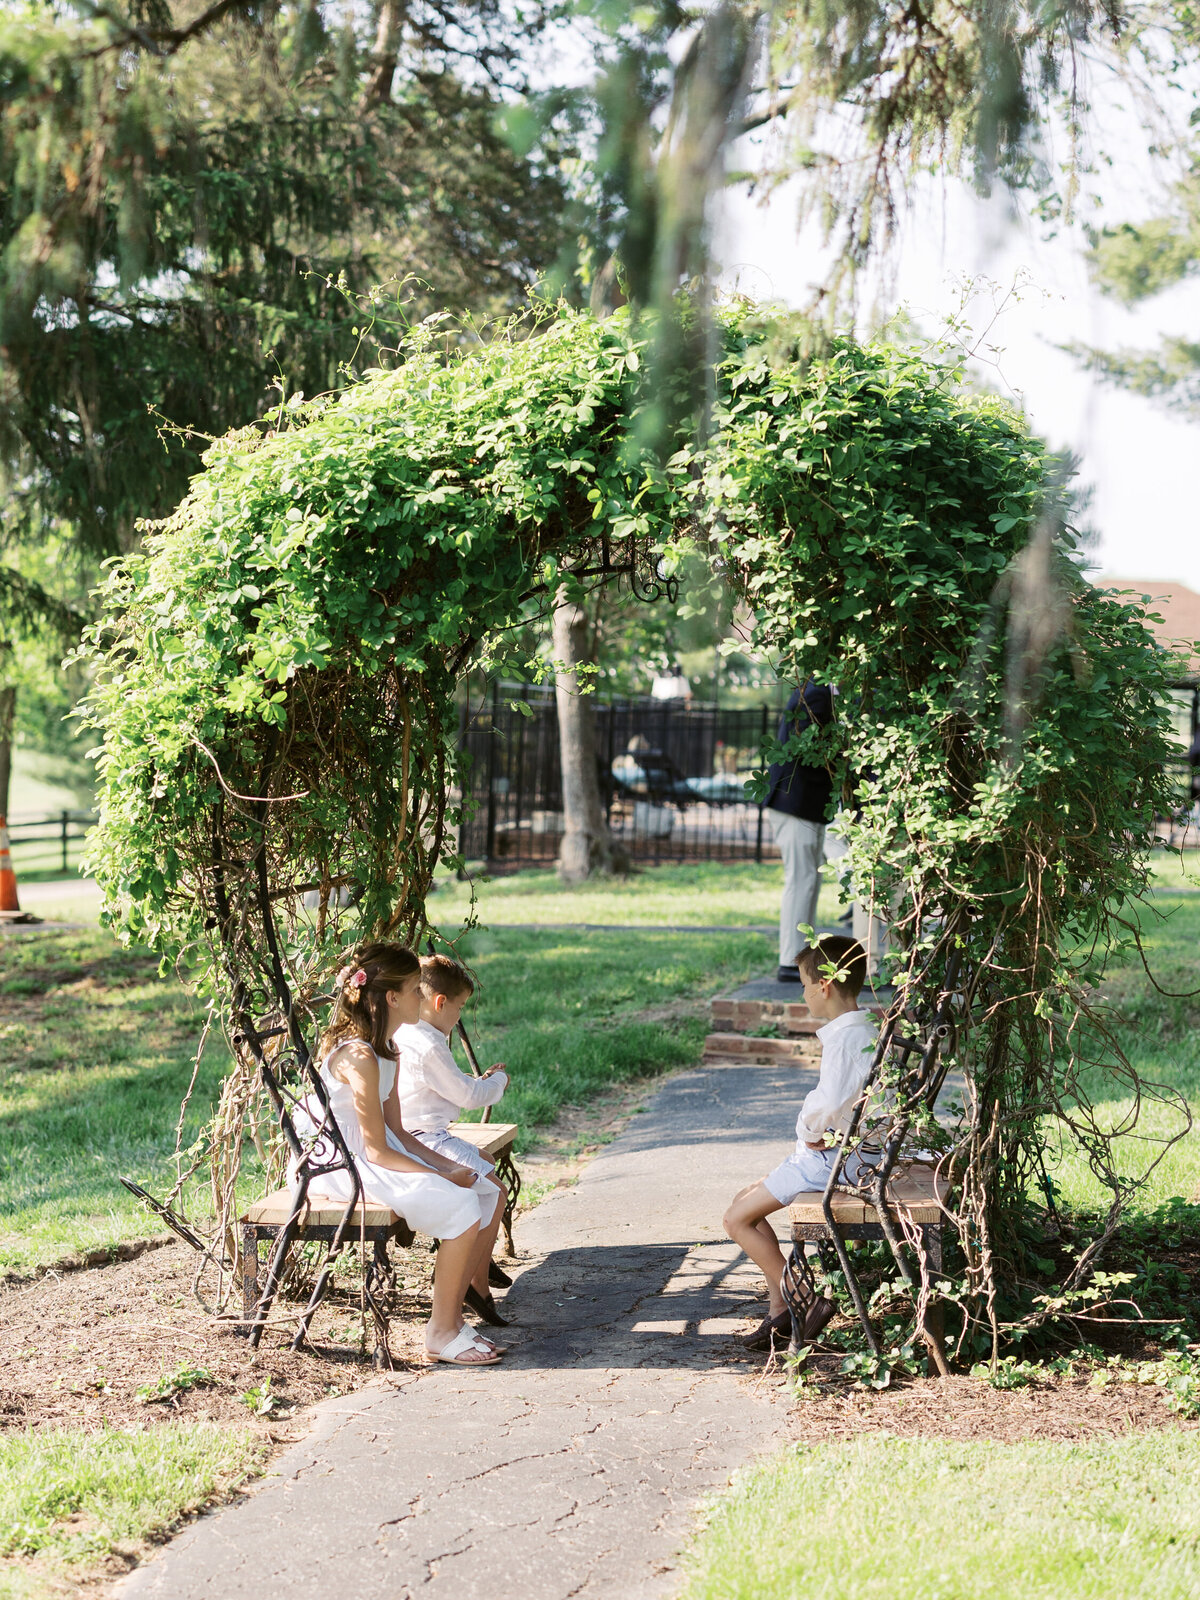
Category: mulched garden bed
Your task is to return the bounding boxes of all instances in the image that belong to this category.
[780,1365,1188,1443]
[0,1236,448,1436]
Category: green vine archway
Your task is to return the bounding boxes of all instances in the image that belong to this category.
[80,301,1187,1355]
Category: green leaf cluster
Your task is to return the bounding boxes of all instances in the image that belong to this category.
[78,305,671,973]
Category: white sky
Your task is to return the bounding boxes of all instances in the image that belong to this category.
[713,86,1200,591]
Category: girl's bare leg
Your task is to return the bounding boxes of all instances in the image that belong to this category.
[469,1176,506,1295]
[427,1223,489,1355]
[723,1182,789,1316]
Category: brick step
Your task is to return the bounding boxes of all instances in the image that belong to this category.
[702,1031,820,1065]
[709,995,885,1036]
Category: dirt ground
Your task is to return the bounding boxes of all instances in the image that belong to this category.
[779,1360,1189,1442]
[6,1237,1188,1445]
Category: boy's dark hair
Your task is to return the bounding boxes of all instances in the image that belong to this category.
[420,953,474,1002]
[795,936,867,998]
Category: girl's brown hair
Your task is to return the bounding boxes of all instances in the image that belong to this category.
[318,942,420,1060]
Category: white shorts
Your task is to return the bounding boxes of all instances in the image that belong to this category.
[762,1144,878,1207]
[413,1128,494,1177]
[410,1129,501,1225]
[296,1099,498,1236]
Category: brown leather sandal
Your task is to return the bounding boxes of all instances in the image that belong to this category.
[741,1309,792,1351]
[801,1295,837,1343]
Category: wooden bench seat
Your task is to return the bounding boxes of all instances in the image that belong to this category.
[240,1121,521,1320]
[788,1163,949,1231]
[245,1193,401,1229]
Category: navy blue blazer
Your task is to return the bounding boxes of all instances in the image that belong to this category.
[764,682,834,824]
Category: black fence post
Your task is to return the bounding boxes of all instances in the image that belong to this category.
[755,705,770,864]
[455,697,468,865]
[603,700,616,823]
[513,684,529,862]
[61,810,69,873]
[485,681,499,864]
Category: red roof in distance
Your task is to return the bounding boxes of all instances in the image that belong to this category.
[1094,577,1200,684]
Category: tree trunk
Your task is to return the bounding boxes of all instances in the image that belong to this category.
[553,593,624,883]
[0,681,14,821]
[362,0,404,106]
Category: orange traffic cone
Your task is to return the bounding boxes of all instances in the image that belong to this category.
[0,815,39,924]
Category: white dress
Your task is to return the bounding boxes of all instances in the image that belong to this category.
[309,1043,484,1240]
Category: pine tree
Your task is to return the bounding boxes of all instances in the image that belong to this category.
[0,0,573,561]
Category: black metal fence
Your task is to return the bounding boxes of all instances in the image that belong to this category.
[457,684,782,867]
[5,810,96,875]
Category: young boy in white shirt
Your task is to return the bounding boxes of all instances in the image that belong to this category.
[723,935,878,1351]
[390,954,511,1323]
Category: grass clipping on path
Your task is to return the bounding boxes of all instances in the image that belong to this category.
[0,1423,263,1595]
[680,1433,1200,1600]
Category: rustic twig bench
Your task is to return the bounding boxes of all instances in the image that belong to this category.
[784,1162,951,1367]
[241,1120,521,1328]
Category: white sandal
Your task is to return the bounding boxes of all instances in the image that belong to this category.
[426,1326,502,1366]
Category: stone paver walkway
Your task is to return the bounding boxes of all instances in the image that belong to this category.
[123,1057,815,1600]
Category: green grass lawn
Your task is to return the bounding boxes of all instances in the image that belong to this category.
[678,1432,1200,1600]
[429,858,793,928]
[0,931,224,1275]
[0,1424,263,1599]
[1044,850,1200,1210]
[448,924,768,1129]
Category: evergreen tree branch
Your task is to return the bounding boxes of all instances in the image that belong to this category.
[0,567,87,642]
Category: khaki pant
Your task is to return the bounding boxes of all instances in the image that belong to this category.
[853,901,889,981]
[769,810,825,967]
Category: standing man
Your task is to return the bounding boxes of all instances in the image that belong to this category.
[764,679,834,982]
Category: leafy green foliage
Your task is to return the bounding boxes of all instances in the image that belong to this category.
[136,1364,215,1405]
[239,1376,285,1416]
[970,1354,1043,1389]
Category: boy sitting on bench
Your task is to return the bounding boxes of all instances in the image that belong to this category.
[723,934,877,1352]
[391,954,512,1325]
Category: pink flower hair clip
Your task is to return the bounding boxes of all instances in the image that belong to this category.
[335,964,369,991]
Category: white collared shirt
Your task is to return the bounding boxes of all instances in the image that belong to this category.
[392,1018,508,1133]
[794,1008,878,1147]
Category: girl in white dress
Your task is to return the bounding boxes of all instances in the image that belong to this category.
[315,942,503,1366]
